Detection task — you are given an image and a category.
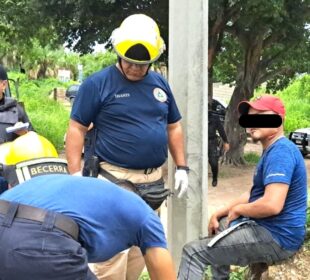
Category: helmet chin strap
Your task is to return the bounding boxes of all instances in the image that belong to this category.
[118,57,152,82]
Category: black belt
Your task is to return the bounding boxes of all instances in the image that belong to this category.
[0,200,79,241]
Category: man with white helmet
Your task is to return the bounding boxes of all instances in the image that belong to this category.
[66,14,188,279]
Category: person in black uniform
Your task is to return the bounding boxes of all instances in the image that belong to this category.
[208,110,230,187]
[0,65,34,193]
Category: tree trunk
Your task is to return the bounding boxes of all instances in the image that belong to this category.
[222,31,264,165]
[208,67,213,106]
[222,84,248,165]
[37,61,48,79]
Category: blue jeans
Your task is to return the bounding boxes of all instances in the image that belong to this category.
[0,202,97,280]
[178,218,296,280]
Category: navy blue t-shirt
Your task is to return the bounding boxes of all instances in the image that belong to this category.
[0,175,167,262]
[71,66,181,169]
[249,137,308,250]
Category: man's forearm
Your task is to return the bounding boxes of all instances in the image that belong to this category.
[214,191,250,218]
[168,122,186,166]
[65,120,88,173]
[234,198,281,218]
[145,248,176,280]
[232,183,288,218]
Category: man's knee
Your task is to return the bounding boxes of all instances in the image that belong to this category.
[182,239,203,258]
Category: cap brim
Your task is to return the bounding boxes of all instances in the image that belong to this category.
[238,100,274,115]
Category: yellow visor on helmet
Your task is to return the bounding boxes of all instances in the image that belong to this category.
[4,132,58,165]
[111,14,165,64]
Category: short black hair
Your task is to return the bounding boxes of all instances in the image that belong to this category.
[0,65,8,80]
[125,44,151,61]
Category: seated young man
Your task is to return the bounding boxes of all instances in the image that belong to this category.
[178,95,307,280]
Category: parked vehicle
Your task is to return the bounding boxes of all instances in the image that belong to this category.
[65,84,80,105]
[289,128,310,157]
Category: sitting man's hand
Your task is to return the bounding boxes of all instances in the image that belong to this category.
[208,214,220,236]
[227,205,242,226]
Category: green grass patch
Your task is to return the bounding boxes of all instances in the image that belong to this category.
[205,266,246,279]
[244,152,260,164]
[139,272,150,279]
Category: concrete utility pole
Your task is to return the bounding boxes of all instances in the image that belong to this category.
[167,0,208,266]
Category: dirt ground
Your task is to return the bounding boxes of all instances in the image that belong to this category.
[208,141,310,279]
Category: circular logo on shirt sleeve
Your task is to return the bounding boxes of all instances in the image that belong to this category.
[153,88,167,102]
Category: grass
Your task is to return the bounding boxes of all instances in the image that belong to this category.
[244,152,260,164]
[139,272,150,279]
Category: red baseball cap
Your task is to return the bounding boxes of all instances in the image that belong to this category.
[238,95,285,117]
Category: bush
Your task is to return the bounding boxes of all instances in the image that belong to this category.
[80,52,117,78]
[255,75,310,133]
[277,75,310,132]
[8,72,70,151]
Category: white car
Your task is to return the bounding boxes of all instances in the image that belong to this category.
[289,128,310,157]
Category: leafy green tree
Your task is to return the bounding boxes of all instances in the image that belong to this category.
[0,0,61,69]
[208,0,242,104]
[0,1,168,70]
[210,0,310,164]
[80,52,117,78]
[36,0,169,61]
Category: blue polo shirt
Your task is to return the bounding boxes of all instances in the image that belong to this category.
[71,65,181,169]
[249,137,308,250]
[0,175,167,262]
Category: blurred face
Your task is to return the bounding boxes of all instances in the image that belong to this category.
[247,108,281,142]
[119,59,150,81]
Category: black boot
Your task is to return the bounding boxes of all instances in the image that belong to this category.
[212,178,217,187]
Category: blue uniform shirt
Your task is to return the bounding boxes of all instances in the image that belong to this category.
[0,175,167,262]
[71,65,181,169]
[249,137,308,250]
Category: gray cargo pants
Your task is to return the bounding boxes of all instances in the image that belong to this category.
[178,218,296,280]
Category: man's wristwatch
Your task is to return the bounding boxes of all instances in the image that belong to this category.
[176,165,190,173]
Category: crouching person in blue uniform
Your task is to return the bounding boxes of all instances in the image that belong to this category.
[0,133,176,280]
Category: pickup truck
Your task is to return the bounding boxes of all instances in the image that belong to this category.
[289,128,310,157]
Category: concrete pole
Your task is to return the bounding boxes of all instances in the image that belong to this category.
[167,0,208,267]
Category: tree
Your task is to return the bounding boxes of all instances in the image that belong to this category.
[0,0,62,69]
[210,0,310,165]
[208,0,242,104]
[36,0,169,60]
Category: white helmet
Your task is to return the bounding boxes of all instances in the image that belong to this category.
[111,14,165,64]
